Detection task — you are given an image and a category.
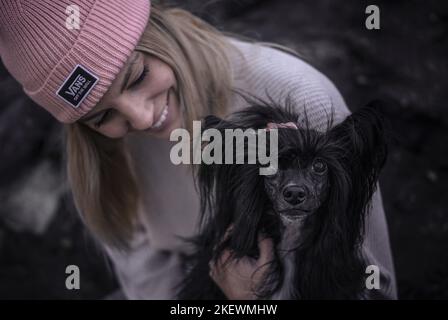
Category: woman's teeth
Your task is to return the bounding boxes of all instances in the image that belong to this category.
[151,105,169,129]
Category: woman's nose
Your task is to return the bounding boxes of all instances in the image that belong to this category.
[116,98,154,130]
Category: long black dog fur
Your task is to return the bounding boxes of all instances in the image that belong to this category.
[177,97,388,299]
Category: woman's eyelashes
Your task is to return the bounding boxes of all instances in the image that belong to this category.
[129,64,149,89]
[94,109,112,128]
[94,64,149,128]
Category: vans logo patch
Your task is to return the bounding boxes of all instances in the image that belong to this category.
[57,65,98,108]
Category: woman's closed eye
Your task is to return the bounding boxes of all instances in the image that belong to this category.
[94,109,113,128]
[94,64,149,128]
[129,64,149,89]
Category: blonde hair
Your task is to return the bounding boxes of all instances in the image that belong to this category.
[66,4,236,248]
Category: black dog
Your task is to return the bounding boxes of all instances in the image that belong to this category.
[178,98,388,299]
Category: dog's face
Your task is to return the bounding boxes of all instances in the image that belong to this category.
[264,145,330,222]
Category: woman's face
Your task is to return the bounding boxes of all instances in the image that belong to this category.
[79,51,181,139]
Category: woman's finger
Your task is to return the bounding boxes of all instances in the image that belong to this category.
[216,248,233,268]
[213,224,235,252]
[209,248,232,279]
[257,234,275,265]
[210,225,235,281]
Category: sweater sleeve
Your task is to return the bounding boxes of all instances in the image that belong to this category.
[103,219,184,300]
[361,189,398,299]
[232,41,398,299]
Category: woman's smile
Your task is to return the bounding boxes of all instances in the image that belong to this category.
[145,88,172,133]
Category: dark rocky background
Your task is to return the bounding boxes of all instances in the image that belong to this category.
[0,0,447,299]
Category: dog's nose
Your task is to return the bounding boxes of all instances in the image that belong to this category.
[283,185,307,205]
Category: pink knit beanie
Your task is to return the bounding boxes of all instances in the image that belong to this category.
[0,0,151,123]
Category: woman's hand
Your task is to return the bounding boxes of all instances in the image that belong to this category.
[209,232,275,300]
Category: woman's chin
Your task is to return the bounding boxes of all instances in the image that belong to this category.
[156,118,182,140]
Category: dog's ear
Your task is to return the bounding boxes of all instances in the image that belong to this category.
[319,101,388,256]
[328,101,388,229]
[329,100,388,174]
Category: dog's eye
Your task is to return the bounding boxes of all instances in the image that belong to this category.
[312,159,327,174]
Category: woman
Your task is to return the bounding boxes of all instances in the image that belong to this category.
[0,0,397,299]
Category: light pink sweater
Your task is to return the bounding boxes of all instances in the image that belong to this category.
[105,38,397,299]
